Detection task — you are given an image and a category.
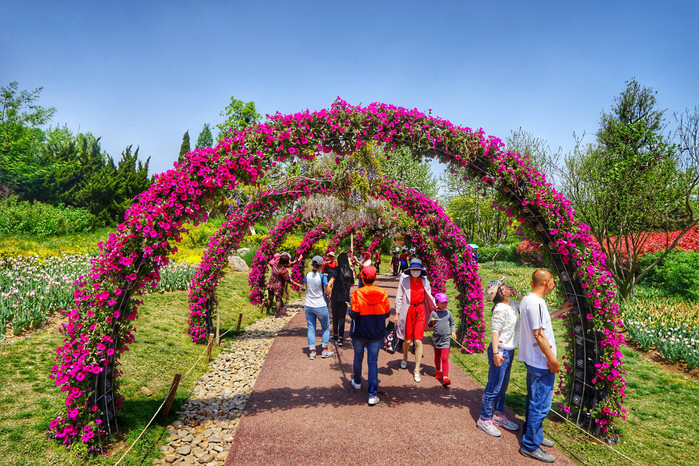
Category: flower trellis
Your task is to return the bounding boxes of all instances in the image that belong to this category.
[49,98,624,452]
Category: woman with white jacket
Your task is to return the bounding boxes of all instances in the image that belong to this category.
[393,259,437,382]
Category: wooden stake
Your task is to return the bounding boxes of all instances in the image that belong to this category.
[215,306,220,346]
[236,312,243,333]
[162,373,181,419]
[206,334,214,362]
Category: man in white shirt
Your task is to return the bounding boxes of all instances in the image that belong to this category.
[518,270,573,463]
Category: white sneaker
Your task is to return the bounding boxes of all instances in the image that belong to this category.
[368,396,380,405]
[493,413,519,431]
[477,418,502,437]
[351,379,361,390]
[414,372,421,383]
[400,360,408,369]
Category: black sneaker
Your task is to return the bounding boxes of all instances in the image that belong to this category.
[519,447,555,463]
[338,340,343,347]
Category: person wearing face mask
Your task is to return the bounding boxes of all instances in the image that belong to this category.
[393,259,437,382]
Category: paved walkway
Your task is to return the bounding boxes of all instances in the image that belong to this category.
[225,275,574,465]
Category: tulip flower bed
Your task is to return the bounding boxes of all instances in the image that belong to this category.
[49,98,625,451]
[0,254,91,338]
[0,255,197,340]
[622,297,699,368]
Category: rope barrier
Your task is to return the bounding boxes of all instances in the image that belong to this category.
[114,319,242,466]
[449,336,641,465]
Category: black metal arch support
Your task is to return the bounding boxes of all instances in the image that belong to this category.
[88,327,120,438]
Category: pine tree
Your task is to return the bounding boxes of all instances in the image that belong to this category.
[178,130,191,165]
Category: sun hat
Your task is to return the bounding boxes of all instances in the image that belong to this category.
[485,276,506,302]
[311,255,324,266]
[406,259,427,276]
[434,292,449,303]
[360,265,377,281]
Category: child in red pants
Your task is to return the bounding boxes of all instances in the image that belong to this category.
[428,293,456,387]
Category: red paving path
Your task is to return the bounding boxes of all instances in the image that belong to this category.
[226,276,574,465]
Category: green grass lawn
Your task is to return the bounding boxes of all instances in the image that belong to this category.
[453,263,699,466]
[1,240,696,465]
[0,272,274,465]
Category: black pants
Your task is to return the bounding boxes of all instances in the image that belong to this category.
[332,300,348,339]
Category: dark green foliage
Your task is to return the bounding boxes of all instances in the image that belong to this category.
[560,78,695,299]
[0,196,93,236]
[242,248,257,266]
[1,82,153,228]
[178,130,191,165]
[34,130,152,225]
[381,145,438,199]
[196,123,213,149]
[639,251,699,300]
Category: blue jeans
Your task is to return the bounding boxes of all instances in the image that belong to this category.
[305,306,330,349]
[352,338,382,398]
[521,363,555,452]
[479,345,514,420]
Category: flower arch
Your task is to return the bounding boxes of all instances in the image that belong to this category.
[196,175,482,352]
[50,99,624,451]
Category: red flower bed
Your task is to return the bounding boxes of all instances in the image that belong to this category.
[603,225,699,256]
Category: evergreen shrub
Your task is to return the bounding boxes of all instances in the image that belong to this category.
[0,197,93,236]
[641,251,699,301]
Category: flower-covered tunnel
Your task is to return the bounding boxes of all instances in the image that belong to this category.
[187,175,482,351]
[49,99,625,452]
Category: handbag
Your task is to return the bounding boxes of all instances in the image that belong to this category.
[384,320,398,354]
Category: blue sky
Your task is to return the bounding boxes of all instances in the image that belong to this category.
[2,0,697,176]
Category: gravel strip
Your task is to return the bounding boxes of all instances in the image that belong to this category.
[153,303,302,465]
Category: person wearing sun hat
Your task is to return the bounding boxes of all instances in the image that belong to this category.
[394,258,437,382]
[427,292,456,387]
[477,276,523,437]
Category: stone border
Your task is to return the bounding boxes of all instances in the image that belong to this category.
[155,304,301,465]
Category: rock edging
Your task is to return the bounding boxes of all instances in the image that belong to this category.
[154,305,300,465]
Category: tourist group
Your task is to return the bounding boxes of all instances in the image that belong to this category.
[265,247,572,463]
